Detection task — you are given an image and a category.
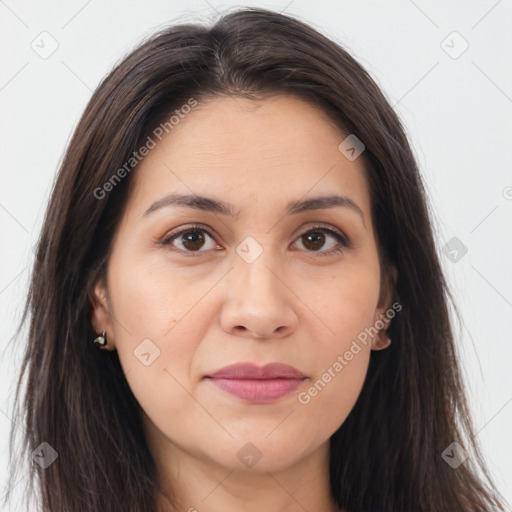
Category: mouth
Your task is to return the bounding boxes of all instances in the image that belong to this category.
[205,362,306,403]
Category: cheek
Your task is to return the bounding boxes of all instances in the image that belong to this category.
[108,259,175,333]
[303,256,381,345]
[106,256,211,401]
[294,307,373,443]
[108,252,217,342]
[295,260,379,426]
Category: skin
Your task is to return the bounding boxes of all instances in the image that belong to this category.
[91,94,396,512]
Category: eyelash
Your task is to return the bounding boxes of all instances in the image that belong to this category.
[160,223,350,258]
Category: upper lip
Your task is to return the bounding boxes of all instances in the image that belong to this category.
[208,362,305,380]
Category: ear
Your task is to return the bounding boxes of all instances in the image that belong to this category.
[371,264,398,351]
[89,278,116,351]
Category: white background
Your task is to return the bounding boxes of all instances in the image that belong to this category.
[1,0,511,509]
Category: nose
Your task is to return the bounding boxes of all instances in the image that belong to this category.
[219,246,298,340]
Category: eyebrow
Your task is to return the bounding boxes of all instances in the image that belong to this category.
[143,193,365,224]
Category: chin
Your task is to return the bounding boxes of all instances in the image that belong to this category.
[203,435,321,474]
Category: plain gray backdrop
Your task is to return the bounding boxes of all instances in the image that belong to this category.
[1,0,511,509]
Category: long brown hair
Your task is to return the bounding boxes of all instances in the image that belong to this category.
[3,7,506,512]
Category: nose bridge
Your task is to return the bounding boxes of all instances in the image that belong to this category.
[219,234,298,338]
[234,235,283,300]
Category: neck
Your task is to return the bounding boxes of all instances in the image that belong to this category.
[152,437,340,512]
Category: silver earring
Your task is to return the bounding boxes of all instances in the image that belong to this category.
[93,330,107,348]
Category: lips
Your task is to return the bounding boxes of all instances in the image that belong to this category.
[209,362,305,380]
[206,362,306,403]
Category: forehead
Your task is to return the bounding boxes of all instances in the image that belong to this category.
[128,94,371,219]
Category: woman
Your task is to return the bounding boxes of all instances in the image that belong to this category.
[4,7,507,512]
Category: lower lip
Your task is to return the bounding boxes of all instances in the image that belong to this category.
[208,377,304,403]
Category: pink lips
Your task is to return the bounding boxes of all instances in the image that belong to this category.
[207,362,305,403]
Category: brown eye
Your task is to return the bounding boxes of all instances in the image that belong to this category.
[180,230,206,251]
[162,226,219,255]
[292,227,349,256]
[301,230,327,251]
[162,224,349,258]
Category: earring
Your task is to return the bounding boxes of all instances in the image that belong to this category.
[93,330,107,348]
[372,333,391,351]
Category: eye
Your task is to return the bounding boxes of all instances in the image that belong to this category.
[290,226,349,257]
[160,224,350,257]
[161,224,220,256]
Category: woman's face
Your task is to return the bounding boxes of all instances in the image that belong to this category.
[92,94,393,475]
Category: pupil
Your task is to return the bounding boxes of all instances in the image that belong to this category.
[183,231,204,250]
[304,231,324,250]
